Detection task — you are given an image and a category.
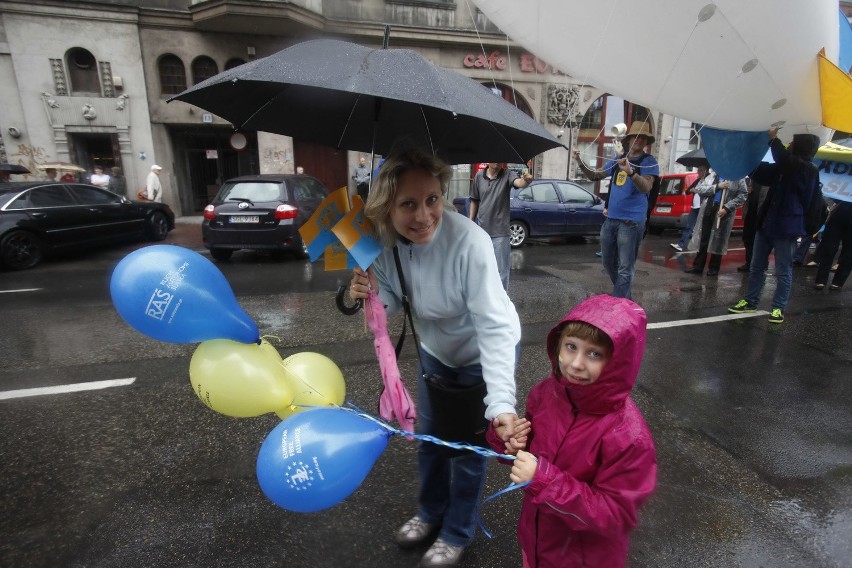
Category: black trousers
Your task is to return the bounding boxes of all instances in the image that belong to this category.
[815,214,852,287]
[356,182,369,203]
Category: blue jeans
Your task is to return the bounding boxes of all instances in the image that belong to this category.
[746,231,796,310]
[600,217,645,299]
[678,207,701,248]
[491,236,511,291]
[415,349,488,547]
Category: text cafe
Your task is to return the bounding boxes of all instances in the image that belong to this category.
[463,50,564,74]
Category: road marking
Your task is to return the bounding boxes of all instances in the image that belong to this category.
[0,378,136,401]
[648,311,769,329]
[0,288,42,294]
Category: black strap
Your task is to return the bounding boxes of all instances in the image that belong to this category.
[392,245,421,361]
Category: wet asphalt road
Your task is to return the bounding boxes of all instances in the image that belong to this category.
[0,218,850,568]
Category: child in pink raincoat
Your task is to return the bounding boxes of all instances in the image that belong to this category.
[487,294,657,568]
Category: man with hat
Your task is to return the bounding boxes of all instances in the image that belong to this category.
[146,164,164,202]
[728,128,821,324]
[573,120,659,299]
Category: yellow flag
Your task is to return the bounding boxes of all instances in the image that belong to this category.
[818,49,852,133]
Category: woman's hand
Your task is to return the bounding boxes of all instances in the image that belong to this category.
[510,450,538,484]
[492,413,518,442]
[349,267,377,301]
[503,417,531,455]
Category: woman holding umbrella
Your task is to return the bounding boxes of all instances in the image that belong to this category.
[348,147,521,567]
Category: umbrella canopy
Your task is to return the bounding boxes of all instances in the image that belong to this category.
[36,162,86,173]
[676,148,709,169]
[169,39,563,164]
[0,163,30,174]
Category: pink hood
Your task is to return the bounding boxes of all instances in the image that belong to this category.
[546,294,647,414]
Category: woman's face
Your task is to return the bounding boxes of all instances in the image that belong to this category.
[390,168,444,244]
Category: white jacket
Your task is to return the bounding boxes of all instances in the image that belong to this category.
[371,210,521,419]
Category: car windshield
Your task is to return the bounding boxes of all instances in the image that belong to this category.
[220,182,283,202]
[659,177,683,196]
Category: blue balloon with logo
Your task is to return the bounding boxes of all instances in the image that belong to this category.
[256,408,391,512]
[110,245,259,344]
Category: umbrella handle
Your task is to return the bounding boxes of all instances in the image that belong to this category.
[336,284,362,315]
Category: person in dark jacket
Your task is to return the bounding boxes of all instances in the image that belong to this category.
[814,200,852,290]
[728,128,821,324]
[487,295,657,568]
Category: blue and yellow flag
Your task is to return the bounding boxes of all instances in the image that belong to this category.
[818,48,852,133]
[298,187,350,261]
[331,195,383,271]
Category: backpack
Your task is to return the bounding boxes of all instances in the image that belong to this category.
[803,167,827,236]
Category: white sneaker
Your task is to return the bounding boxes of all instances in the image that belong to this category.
[420,538,465,567]
[670,243,683,252]
[395,516,436,547]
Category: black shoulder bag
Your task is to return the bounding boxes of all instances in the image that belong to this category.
[392,246,489,457]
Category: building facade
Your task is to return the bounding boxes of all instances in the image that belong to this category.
[1,0,675,216]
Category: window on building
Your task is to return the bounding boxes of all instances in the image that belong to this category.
[579,96,603,130]
[66,47,101,95]
[225,58,246,71]
[158,54,187,95]
[192,56,219,85]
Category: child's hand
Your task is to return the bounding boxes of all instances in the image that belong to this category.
[510,450,538,484]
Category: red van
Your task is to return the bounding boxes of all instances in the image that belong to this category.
[648,172,743,234]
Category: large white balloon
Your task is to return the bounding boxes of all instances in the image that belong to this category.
[473,0,839,135]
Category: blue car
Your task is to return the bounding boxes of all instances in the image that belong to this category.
[453,179,605,247]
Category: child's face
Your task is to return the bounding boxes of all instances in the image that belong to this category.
[557,334,611,386]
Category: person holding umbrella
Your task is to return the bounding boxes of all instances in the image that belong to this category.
[348,147,521,567]
[670,162,713,252]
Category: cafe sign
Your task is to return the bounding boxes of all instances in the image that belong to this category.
[463,50,563,74]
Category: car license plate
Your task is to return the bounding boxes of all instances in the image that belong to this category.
[230,215,259,224]
[655,206,671,214]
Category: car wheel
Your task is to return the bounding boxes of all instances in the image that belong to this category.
[295,235,309,259]
[509,221,528,248]
[0,230,44,270]
[146,211,169,241]
[210,248,233,261]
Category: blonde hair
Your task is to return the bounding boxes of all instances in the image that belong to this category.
[558,321,613,354]
[364,148,452,247]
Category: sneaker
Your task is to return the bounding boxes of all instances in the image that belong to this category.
[768,308,784,324]
[736,264,750,273]
[420,539,465,567]
[396,516,437,547]
[595,251,602,257]
[815,283,825,290]
[830,284,841,291]
[728,299,757,314]
[670,243,683,252]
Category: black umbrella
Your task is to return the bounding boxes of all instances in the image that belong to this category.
[0,163,30,174]
[168,38,563,164]
[676,148,709,169]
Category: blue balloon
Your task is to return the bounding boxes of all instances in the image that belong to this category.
[701,127,770,181]
[110,245,259,344]
[256,408,390,512]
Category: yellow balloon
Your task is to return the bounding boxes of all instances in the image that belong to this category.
[190,339,294,417]
[276,352,346,419]
[258,337,283,363]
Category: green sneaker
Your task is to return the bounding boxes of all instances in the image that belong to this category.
[768,308,784,323]
[728,299,757,314]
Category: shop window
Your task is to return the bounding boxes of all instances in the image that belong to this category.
[66,47,101,95]
[192,56,219,85]
[225,58,246,70]
[158,54,187,95]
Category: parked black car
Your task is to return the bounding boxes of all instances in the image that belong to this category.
[202,174,330,261]
[453,179,605,247]
[0,181,175,270]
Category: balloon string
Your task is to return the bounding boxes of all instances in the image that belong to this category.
[477,481,530,539]
[342,402,516,461]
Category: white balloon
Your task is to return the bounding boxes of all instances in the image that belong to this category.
[473,0,839,135]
